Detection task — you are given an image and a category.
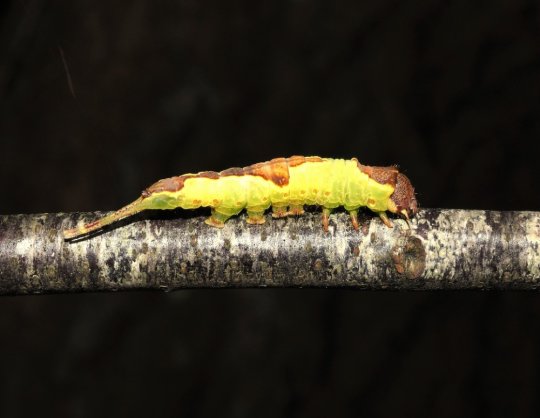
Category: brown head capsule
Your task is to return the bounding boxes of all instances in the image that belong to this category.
[389,173,418,221]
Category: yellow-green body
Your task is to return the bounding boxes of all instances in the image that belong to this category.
[63,156,416,239]
[152,158,394,215]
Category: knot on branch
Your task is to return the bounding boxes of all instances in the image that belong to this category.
[391,235,426,279]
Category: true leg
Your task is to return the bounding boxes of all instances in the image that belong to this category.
[322,207,333,232]
[349,209,359,231]
[377,211,393,228]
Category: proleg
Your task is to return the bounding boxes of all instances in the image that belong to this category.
[63,156,418,239]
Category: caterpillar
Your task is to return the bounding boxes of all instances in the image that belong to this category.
[63,156,418,239]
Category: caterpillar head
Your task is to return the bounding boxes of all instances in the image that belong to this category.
[389,173,418,221]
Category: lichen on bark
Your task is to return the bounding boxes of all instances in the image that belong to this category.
[0,208,539,295]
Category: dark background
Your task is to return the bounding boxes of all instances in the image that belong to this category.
[1,0,540,417]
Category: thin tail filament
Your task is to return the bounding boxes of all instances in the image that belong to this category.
[63,197,146,240]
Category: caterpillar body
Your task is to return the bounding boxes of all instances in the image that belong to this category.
[63,156,418,239]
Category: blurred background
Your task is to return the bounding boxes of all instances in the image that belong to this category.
[1,0,540,416]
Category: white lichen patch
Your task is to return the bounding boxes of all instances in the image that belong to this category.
[333,226,350,260]
[358,219,395,283]
[14,236,34,257]
[422,210,493,281]
[15,236,36,278]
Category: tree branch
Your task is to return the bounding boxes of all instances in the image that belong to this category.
[0,209,539,295]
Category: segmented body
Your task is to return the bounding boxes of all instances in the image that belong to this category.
[64,156,417,239]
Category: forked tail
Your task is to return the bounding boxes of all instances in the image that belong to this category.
[63,197,147,240]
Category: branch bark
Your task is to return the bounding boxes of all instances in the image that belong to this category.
[0,209,539,294]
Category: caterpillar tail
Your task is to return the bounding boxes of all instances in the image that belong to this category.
[63,197,148,240]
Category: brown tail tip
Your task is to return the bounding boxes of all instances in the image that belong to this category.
[63,227,85,240]
[63,218,106,240]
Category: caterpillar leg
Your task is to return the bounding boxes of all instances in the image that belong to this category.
[205,209,233,228]
[271,205,289,218]
[246,209,266,225]
[401,210,411,229]
[322,207,333,232]
[288,204,305,216]
[348,209,359,231]
[378,211,394,228]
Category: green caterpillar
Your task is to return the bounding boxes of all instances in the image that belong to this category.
[63,156,418,239]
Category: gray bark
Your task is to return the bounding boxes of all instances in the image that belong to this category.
[0,209,539,294]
